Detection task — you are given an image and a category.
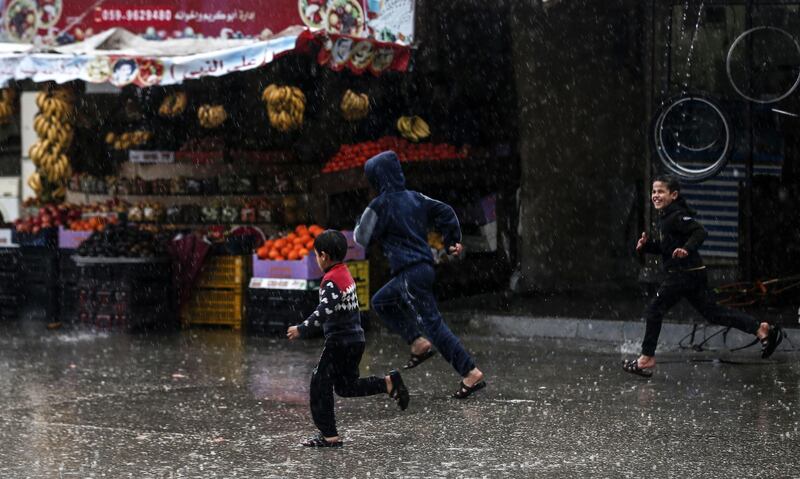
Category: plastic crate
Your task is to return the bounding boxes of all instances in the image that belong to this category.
[19,282,58,321]
[346,260,370,311]
[74,257,172,283]
[59,251,79,285]
[181,288,243,329]
[12,228,58,248]
[196,255,250,289]
[0,270,18,293]
[0,248,21,273]
[20,248,59,285]
[245,287,317,334]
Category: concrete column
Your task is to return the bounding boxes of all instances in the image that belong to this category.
[509,0,646,292]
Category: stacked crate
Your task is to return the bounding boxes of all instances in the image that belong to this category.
[0,248,21,318]
[58,251,79,323]
[181,255,250,329]
[246,260,370,334]
[73,258,173,331]
[18,247,59,321]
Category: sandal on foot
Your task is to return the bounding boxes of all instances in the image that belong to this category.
[301,433,343,448]
[403,349,437,369]
[452,380,486,399]
[388,369,410,410]
[761,324,785,359]
[622,358,653,378]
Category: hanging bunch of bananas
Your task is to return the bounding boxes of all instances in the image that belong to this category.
[0,88,16,124]
[396,115,431,142]
[340,89,369,121]
[158,91,188,118]
[105,131,153,150]
[34,114,74,146]
[262,84,305,132]
[197,104,227,129]
[28,140,70,185]
[35,87,75,122]
[28,86,75,202]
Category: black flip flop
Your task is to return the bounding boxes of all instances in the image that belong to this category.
[452,380,487,399]
[301,433,343,448]
[622,358,653,378]
[403,349,437,369]
[761,324,785,359]
[388,369,410,410]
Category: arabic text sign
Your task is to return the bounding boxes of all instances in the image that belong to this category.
[1,0,414,44]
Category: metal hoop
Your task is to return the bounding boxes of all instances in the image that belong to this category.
[653,95,733,182]
[726,26,800,104]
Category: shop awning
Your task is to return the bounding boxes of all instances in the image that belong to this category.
[0,26,411,88]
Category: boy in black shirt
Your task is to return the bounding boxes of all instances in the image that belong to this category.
[623,175,784,378]
[287,230,409,447]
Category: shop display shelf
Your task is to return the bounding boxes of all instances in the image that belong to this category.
[181,288,243,329]
[196,255,251,289]
[312,156,502,195]
[66,191,308,206]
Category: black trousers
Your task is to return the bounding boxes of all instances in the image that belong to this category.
[310,342,387,437]
[641,269,760,357]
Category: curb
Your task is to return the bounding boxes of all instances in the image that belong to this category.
[444,313,798,355]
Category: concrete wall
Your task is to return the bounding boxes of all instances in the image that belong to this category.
[509,0,647,292]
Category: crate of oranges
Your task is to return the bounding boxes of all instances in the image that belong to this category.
[252,225,365,280]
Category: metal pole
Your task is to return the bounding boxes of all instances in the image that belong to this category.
[744,0,754,281]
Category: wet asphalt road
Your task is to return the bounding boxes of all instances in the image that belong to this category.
[0,321,798,479]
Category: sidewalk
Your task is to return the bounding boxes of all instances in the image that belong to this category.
[437,291,799,356]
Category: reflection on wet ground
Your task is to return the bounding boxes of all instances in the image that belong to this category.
[0,322,797,478]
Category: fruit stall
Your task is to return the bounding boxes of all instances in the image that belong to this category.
[0,3,517,331]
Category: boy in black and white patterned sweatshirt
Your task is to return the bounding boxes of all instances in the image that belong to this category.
[287,229,410,448]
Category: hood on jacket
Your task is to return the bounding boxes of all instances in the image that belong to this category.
[364,151,405,194]
[660,198,696,218]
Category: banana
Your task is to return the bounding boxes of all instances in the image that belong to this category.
[159,92,188,117]
[262,84,277,103]
[411,116,430,139]
[35,92,47,110]
[27,172,42,193]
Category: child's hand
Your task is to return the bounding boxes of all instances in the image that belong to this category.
[286,326,300,340]
[636,232,648,252]
[448,243,463,256]
[672,248,688,259]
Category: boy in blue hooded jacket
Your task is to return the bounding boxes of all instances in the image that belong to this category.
[354,151,486,399]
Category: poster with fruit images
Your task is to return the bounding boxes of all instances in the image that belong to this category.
[0,0,414,45]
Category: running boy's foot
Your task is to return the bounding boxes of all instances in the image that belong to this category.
[636,355,656,369]
[761,324,785,359]
[453,368,486,399]
[387,369,410,410]
[410,336,433,356]
[301,433,342,448]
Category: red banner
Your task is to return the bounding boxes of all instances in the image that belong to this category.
[1,0,414,44]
